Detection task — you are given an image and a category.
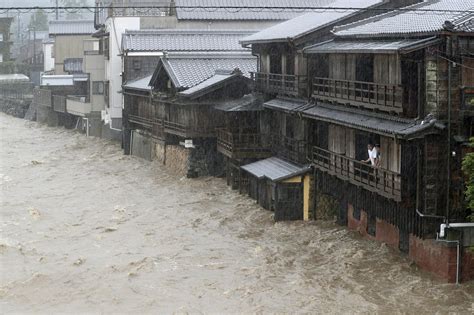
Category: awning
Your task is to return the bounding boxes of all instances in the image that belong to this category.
[301,103,444,139]
[123,75,153,91]
[304,37,440,55]
[214,94,262,112]
[241,157,311,182]
[263,97,311,113]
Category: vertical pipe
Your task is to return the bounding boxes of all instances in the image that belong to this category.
[56,0,59,20]
[446,48,452,223]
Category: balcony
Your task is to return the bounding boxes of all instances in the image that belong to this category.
[52,95,67,113]
[271,134,308,164]
[66,96,91,116]
[311,146,401,201]
[252,72,307,97]
[128,115,164,140]
[164,120,218,138]
[216,128,271,160]
[312,77,403,113]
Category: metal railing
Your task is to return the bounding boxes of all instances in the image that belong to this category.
[252,72,307,97]
[312,77,403,113]
[53,95,67,113]
[311,146,401,201]
[33,88,52,107]
[216,128,271,158]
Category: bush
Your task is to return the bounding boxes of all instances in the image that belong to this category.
[462,137,474,221]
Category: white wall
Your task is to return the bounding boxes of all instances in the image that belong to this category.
[105,16,140,125]
[43,43,54,72]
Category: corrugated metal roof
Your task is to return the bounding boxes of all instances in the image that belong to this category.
[0,74,30,83]
[123,75,153,91]
[175,0,334,20]
[241,0,383,44]
[241,157,311,182]
[301,103,444,138]
[49,20,95,35]
[334,0,473,38]
[304,37,440,54]
[123,29,255,52]
[263,98,309,113]
[161,55,257,89]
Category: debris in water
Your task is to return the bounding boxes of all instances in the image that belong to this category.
[73,258,86,266]
[28,207,41,219]
[31,160,42,165]
[104,227,118,232]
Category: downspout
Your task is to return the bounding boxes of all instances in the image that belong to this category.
[446,36,452,223]
[83,117,89,137]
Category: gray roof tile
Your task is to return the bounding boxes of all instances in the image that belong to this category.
[122,29,254,52]
[301,103,444,138]
[123,75,153,91]
[304,37,440,54]
[175,0,336,21]
[241,0,383,44]
[334,0,473,38]
[161,54,257,89]
[49,20,95,35]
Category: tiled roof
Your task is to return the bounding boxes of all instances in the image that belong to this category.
[122,29,254,52]
[214,94,262,112]
[447,13,474,32]
[263,98,309,113]
[49,20,95,35]
[178,69,242,98]
[241,0,383,44]
[175,0,335,21]
[123,75,153,91]
[334,0,473,38]
[304,37,440,54]
[241,157,311,182]
[160,54,257,89]
[301,103,444,138]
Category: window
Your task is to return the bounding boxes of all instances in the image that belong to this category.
[0,33,3,41]
[104,81,109,106]
[355,55,374,82]
[92,81,104,95]
[103,37,110,60]
[0,54,3,63]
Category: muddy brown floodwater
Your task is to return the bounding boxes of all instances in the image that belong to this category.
[0,113,473,314]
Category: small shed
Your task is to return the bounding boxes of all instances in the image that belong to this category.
[241,157,311,221]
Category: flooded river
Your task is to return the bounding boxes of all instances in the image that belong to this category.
[0,113,473,314]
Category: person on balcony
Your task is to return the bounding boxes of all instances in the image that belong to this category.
[362,143,378,167]
[374,144,381,168]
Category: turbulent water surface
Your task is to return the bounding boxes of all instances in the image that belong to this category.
[0,113,473,314]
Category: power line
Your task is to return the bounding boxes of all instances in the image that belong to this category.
[0,5,473,15]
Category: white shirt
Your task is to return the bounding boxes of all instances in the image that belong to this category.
[368,148,377,166]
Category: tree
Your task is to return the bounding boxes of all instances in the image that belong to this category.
[28,9,48,31]
[462,137,474,221]
[59,0,89,20]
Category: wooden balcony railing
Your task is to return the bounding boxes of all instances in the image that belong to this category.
[271,134,308,164]
[164,120,217,138]
[216,128,271,159]
[312,77,403,113]
[128,114,164,140]
[53,95,67,113]
[311,146,401,201]
[252,72,307,97]
[33,88,52,107]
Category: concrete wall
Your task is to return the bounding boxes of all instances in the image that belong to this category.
[84,48,106,112]
[53,35,90,74]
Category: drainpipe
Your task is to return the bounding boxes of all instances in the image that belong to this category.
[446,38,452,224]
[83,117,89,137]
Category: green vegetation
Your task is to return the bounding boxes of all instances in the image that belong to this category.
[28,9,49,31]
[462,137,474,221]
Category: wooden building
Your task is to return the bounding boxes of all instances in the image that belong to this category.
[242,0,474,282]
